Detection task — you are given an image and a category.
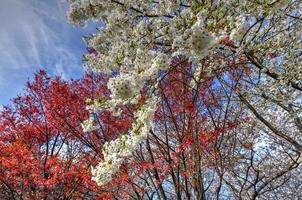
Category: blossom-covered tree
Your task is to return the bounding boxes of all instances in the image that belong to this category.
[66,1,302,198]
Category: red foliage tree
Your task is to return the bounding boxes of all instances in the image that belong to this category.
[0,70,112,199]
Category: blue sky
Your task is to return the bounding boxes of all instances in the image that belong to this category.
[0,0,99,107]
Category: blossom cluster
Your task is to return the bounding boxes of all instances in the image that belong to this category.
[91,96,158,185]
[81,117,99,132]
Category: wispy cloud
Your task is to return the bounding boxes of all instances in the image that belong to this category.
[0,0,98,106]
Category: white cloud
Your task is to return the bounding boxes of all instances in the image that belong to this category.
[0,0,98,105]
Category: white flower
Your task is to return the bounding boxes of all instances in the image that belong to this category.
[108,73,142,102]
[81,117,98,132]
[190,18,217,58]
